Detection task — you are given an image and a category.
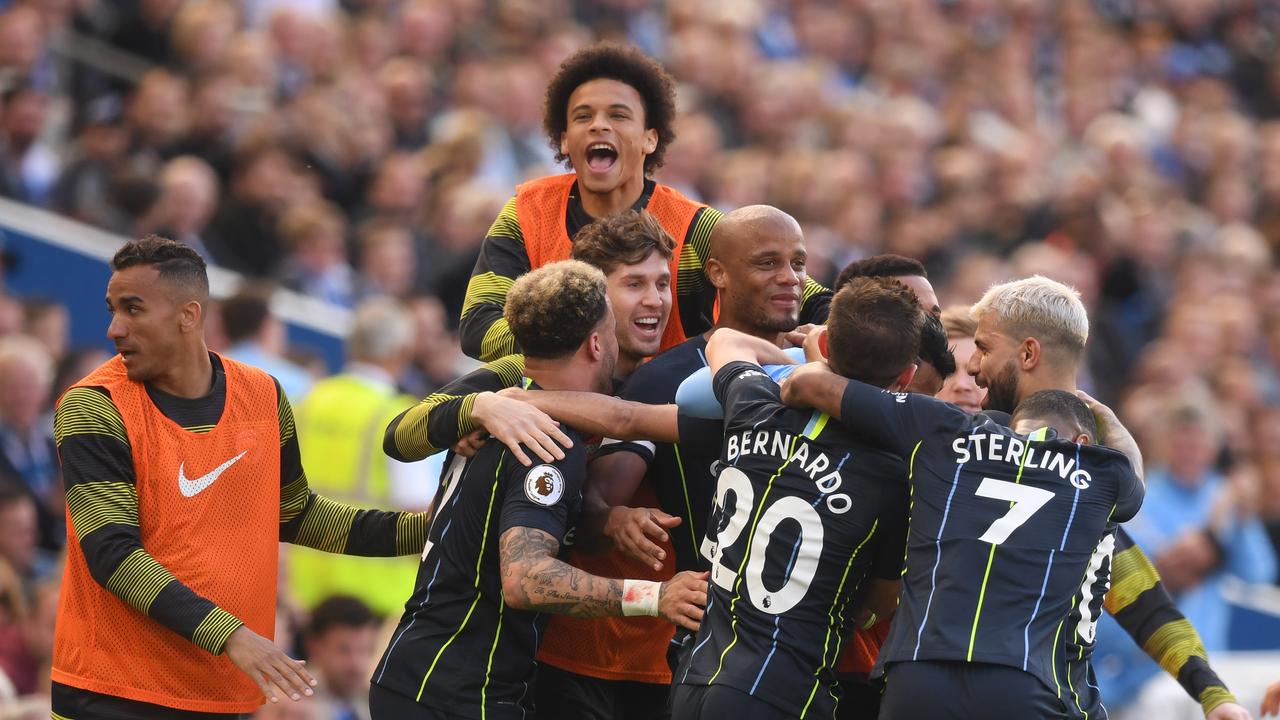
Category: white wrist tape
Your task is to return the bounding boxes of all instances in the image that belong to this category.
[621,579,661,617]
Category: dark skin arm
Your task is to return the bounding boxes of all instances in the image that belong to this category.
[579,451,682,571]
[499,387,680,444]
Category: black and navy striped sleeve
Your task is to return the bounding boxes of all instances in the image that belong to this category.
[277,380,427,556]
[54,386,243,655]
[1103,527,1237,714]
[382,354,526,462]
[459,198,526,361]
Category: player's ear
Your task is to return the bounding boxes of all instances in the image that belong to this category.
[642,128,658,155]
[1075,431,1093,445]
[1020,336,1041,371]
[559,132,569,160]
[180,300,202,334]
[705,256,728,290]
[889,363,918,392]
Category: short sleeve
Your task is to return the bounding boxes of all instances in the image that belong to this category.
[499,446,586,540]
[713,361,784,431]
[1111,458,1145,523]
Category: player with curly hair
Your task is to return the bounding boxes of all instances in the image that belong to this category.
[457,42,831,364]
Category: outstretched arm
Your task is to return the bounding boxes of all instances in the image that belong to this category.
[1104,528,1241,718]
[498,526,707,630]
[503,387,680,444]
[384,354,572,466]
[280,384,428,556]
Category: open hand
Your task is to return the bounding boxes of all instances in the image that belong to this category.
[473,390,573,466]
[606,506,682,572]
[224,625,316,703]
[660,571,710,632]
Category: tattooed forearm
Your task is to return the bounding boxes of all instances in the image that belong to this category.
[499,526,624,617]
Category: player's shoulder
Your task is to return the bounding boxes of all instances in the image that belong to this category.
[823,418,904,469]
[55,384,120,421]
[638,335,709,374]
[625,336,709,394]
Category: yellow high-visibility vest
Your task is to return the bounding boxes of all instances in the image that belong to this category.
[287,372,423,617]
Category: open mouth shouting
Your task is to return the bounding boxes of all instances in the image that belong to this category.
[585,142,618,174]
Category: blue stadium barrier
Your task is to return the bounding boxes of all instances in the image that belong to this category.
[0,197,350,371]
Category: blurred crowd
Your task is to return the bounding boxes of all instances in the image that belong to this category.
[1,0,1280,716]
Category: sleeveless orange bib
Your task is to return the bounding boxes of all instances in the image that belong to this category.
[514,173,703,352]
[53,355,281,713]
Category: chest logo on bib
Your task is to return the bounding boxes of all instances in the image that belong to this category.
[178,450,247,497]
[524,465,564,506]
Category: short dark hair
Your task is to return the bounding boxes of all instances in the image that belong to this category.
[919,313,956,379]
[1012,390,1099,441]
[111,234,209,298]
[835,254,927,290]
[306,595,377,638]
[826,277,923,387]
[504,260,609,360]
[571,210,675,276]
[219,288,273,344]
[543,42,677,175]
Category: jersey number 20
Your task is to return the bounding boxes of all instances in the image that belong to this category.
[701,467,824,615]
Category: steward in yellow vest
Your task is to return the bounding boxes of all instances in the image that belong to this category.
[288,299,434,617]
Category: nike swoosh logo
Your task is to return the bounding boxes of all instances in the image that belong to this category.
[178,451,248,497]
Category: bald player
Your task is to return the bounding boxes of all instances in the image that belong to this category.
[533,206,835,718]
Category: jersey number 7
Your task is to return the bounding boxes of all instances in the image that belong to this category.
[974,478,1054,545]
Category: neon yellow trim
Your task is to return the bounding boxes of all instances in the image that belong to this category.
[803,519,879,718]
[417,457,506,701]
[709,436,801,684]
[672,444,700,555]
[1051,618,1065,698]
[479,601,505,719]
[805,412,829,439]
[966,428,1043,659]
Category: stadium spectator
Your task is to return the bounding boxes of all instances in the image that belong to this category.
[0,84,57,208]
[1,0,1280,713]
[277,200,358,308]
[1096,393,1278,714]
[288,297,432,617]
[154,155,221,263]
[0,335,59,552]
[0,482,56,621]
[354,218,416,300]
[22,298,68,369]
[220,286,313,402]
[302,596,379,720]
